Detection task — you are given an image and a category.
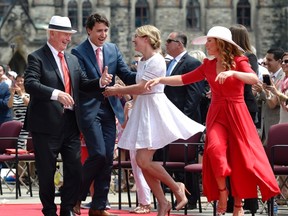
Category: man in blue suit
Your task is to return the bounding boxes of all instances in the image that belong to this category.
[71,13,136,216]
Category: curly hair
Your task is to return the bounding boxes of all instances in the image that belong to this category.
[215,39,243,71]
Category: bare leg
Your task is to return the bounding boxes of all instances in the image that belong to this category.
[216,177,229,215]
[136,149,186,215]
[233,197,244,216]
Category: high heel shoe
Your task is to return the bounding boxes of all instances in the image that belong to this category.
[157,201,172,216]
[175,182,190,211]
[216,188,229,216]
[233,204,244,216]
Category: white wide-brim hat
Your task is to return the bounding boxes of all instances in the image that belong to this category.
[192,26,244,52]
[46,16,77,34]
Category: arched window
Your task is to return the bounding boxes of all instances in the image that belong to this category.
[186,0,200,29]
[68,0,78,29]
[0,0,11,24]
[135,0,150,27]
[82,0,92,27]
[237,0,251,27]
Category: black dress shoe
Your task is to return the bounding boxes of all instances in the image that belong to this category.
[60,210,76,216]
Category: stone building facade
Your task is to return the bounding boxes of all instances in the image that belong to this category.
[0,0,287,74]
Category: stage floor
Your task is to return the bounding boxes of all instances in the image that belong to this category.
[0,175,287,216]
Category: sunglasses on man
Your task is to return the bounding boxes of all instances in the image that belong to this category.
[166,39,183,44]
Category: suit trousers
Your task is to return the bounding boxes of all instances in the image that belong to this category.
[32,110,82,215]
[130,150,151,205]
[80,102,116,210]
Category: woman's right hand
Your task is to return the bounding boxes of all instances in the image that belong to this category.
[145,78,161,91]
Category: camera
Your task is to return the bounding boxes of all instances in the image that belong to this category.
[262,74,271,85]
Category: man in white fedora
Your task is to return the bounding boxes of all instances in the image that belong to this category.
[24,15,112,216]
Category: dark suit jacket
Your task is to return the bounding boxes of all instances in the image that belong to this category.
[244,52,259,115]
[164,53,206,123]
[0,82,12,125]
[24,44,101,134]
[71,39,136,128]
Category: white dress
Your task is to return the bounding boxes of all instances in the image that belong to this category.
[118,53,205,150]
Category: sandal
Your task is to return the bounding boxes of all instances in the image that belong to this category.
[233,204,244,216]
[129,204,151,214]
[217,188,229,216]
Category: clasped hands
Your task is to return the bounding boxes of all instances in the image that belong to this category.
[59,66,113,107]
[103,84,123,98]
[9,83,21,95]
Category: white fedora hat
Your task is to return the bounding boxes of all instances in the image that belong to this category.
[192,26,244,52]
[47,16,77,34]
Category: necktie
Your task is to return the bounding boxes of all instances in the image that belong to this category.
[96,47,103,73]
[58,52,71,94]
[166,59,177,76]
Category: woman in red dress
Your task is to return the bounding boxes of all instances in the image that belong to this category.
[146,26,280,216]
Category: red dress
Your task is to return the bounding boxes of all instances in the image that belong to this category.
[182,56,280,202]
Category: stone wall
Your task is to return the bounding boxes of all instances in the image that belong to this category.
[0,0,287,73]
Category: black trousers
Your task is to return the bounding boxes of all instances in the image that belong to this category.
[32,110,82,215]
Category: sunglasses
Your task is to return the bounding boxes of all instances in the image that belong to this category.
[282,60,288,65]
[166,38,182,44]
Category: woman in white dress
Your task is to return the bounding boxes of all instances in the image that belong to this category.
[103,25,205,216]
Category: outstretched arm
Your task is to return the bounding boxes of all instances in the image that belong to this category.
[145,75,184,90]
[103,79,148,97]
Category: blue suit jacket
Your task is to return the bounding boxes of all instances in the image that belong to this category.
[71,39,136,128]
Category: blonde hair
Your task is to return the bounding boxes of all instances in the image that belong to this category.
[135,25,161,50]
